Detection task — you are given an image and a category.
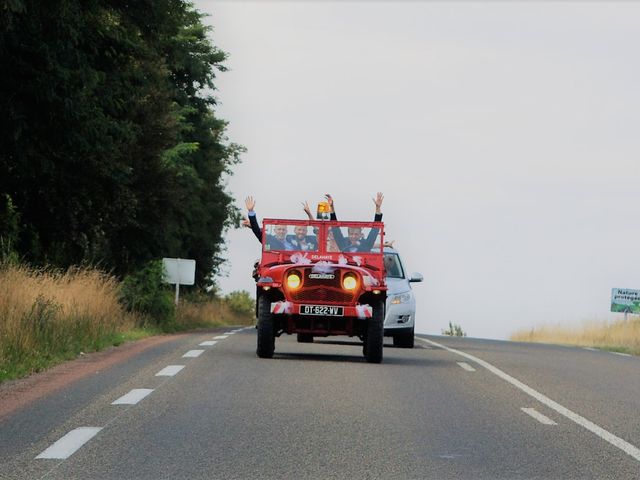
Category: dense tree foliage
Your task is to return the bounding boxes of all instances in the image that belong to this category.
[0,0,241,286]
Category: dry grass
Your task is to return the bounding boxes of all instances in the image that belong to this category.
[510,318,640,355]
[0,263,140,381]
[0,262,255,382]
[176,300,254,329]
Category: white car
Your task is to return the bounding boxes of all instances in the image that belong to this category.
[383,247,423,348]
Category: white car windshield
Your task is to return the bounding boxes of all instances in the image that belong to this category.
[383,253,404,278]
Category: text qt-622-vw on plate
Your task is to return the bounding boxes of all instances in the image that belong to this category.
[300,305,344,316]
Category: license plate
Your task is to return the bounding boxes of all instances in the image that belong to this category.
[300,305,344,316]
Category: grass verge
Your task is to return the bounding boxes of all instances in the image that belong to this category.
[510,318,640,356]
[0,263,253,383]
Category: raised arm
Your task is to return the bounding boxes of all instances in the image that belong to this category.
[355,193,384,251]
[373,192,383,221]
[359,226,381,252]
[325,193,337,221]
[245,196,262,242]
[301,201,314,221]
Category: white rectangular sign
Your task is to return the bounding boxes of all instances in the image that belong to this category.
[162,258,196,286]
[611,288,640,314]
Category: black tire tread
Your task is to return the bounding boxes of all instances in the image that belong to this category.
[256,295,275,358]
[364,300,384,363]
[393,329,415,348]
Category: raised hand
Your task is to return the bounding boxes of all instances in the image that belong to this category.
[245,196,256,212]
[373,192,384,214]
[324,193,334,211]
[302,201,313,220]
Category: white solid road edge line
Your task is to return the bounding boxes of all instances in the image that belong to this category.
[155,365,185,377]
[521,407,557,425]
[112,389,154,405]
[36,427,102,459]
[457,362,476,372]
[417,337,640,463]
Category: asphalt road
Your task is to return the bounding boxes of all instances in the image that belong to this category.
[1,328,639,479]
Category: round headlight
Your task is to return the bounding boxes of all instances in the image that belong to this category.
[342,273,358,290]
[287,272,301,289]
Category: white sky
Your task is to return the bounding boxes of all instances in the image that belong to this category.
[194,1,640,340]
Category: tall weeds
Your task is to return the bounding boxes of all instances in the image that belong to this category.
[510,318,640,355]
[176,299,254,330]
[0,263,255,383]
[0,263,138,381]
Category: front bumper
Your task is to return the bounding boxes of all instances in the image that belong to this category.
[271,301,373,319]
[384,300,415,328]
[384,325,414,336]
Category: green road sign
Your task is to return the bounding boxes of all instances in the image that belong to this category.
[611,288,640,314]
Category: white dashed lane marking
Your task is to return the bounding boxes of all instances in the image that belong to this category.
[612,352,632,357]
[36,427,102,459]
[111,389,154,405]
[35,330,251,466]
[457,362,476,372]
[183,349,205,358]
[522,407,557,425]
[418,337,640,463]
[34,330,245,466]
[155,365,185,377]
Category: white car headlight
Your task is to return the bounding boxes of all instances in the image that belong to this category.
[390,292,411,304]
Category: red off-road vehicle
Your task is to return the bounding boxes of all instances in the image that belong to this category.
[254,219,387,363]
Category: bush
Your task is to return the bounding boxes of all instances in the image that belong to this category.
[119,260,175,327]
[0,264,137,382]
[442,321,466,337]
[224,290,254,316]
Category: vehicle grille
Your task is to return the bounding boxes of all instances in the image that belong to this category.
[289,287,355,304]
[286,270,357,304]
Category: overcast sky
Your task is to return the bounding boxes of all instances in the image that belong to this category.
[194,1,640,340]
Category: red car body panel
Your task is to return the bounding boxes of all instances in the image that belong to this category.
[256,219,387,337]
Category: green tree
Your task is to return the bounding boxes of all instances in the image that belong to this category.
[0,0,241,287]
[0,194,20,262]
[224,290,254,316]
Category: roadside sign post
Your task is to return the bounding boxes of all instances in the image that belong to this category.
[610,288,640,321]
[162,258,196,305]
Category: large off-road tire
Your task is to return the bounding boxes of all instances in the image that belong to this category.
[393,328,415,348]
[256,295,275,358]
[364,300,384,363]
[297,333,314,343]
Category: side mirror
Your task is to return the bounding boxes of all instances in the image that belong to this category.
[409,272,423,283]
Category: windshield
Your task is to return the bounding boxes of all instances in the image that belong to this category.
[261,220,383,256]
[330,225,381,253]
[263,223,319,252]
[383,253,404,279]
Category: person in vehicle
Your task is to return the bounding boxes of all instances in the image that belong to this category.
[272,225,296,250]
[325,192,384,253]
[326,228,339,252]
[244,196,314,250]
[287,225,318,251]
[324,192,383,223]
[384,253,401,277]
